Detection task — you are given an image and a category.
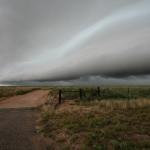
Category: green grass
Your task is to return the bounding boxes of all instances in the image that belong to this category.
[38,101,150,150]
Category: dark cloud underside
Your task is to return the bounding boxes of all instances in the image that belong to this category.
[0,0,150,85]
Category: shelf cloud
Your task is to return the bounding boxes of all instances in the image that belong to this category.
[0,0,150,84]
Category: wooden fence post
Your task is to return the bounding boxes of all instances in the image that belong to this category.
[79,88,83,99]
[59,90,62,104]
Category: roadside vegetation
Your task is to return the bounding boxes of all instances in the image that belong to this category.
[0,87,40,99]
[15,88,40,95]
[37,87,150,150]
[0,87,16,98]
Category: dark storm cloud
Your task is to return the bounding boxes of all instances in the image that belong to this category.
[0,0,150,84]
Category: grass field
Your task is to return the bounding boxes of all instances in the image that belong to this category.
[37,86,150,150]
[0,86,150,149]
[0,86,40,99]
[59,86,150,100]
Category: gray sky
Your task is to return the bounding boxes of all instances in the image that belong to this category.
[0,0,150,85]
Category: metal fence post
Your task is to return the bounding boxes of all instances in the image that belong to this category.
[128,88,130,100]
[79,88,83,99]
[59,90,62,104]
[97,86,100,97]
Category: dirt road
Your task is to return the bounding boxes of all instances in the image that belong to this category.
[0,90,50,150]
[0,109,47,150]
[0,90,49,109]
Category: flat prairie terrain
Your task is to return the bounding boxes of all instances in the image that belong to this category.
[0,86,150,150]
[38,100,150,150]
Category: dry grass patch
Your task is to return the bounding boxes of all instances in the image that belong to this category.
[97,99,150,111]
[0,87,40,100]
[37,99,150,150]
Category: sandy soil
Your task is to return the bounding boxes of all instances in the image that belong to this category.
[0,90,49,109]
